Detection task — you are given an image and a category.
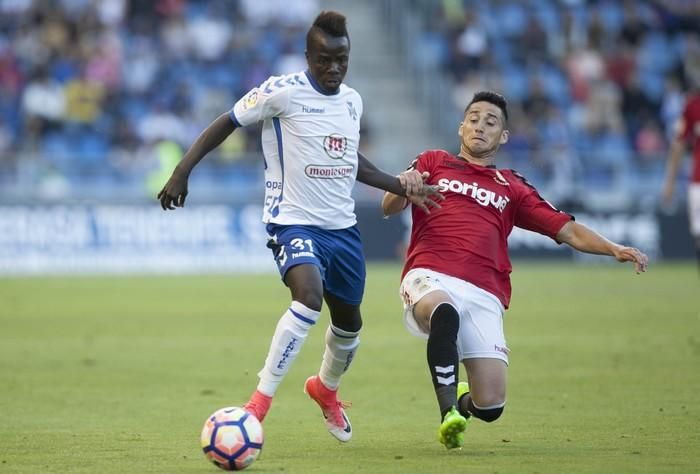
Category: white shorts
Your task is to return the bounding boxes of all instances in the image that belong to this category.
[689,183,700,237]
[399,268,509,364]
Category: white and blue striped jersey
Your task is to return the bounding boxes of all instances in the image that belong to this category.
[230,70,363,230]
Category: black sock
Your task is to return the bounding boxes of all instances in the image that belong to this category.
[457,389,471,419]
[458,392,473,419]
[427,303,460,419]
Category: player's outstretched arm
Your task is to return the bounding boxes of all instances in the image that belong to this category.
[357,152,442,213]
[356,151,410,195]
[382,191,408,217]
[556,221,649,273]
[158,113,236,210]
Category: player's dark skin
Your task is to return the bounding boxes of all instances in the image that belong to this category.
[157,29,443,332]
[282,31,373,332]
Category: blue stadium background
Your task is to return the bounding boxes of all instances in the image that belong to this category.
[0,0,697,274]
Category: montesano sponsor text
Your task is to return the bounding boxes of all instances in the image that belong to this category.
[305,165,354,179]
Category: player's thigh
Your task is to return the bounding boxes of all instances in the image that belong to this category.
[323,226,366,307]
[285,264,324,310]
[266,224,326,278]
[455,285,508,364]
[400,268,457,336]
[463,358,507,407]
[267,224,326,309]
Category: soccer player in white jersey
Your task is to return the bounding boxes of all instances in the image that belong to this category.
[158,11,441,442]
[382,91,649,449]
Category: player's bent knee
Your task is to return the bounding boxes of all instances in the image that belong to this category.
[471,391,506,408]
[429,302,459,332]
[414,293,455,332]
[471,403,505,423]
[332,315,362,333]
[290,290,323,312]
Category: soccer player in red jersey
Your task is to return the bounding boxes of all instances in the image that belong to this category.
[662,85,700,270]
[382,91,649,449]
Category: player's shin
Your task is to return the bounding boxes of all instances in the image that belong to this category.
[427,303,460,418]
[318,324,360,390]
[256,301,320,396]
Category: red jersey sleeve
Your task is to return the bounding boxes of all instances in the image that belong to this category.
[681,99,700,142]
[410,150,437,174]
[513,176,573,240]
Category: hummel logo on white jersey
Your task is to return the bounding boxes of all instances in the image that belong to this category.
[438,178,510,212]
[301,105,325,114]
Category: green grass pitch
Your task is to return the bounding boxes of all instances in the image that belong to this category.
[1,263,698,473]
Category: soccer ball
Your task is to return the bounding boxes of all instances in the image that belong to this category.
[200,407,264,471]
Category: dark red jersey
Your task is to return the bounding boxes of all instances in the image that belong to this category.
[679,94,700,183]
[402,150,573,308]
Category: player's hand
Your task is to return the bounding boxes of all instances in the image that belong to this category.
[157,169,189,210]
[398,169,429,196]
[613,246,649,274]
[397,170,444,214]
[407,182,445,214]
[405,193,440,214]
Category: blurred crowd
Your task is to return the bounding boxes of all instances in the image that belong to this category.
[0,0,318,199]
[413,0,700,204]
[1,0,699,205]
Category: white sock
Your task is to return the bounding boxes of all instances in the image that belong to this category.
[319,325,360,390]
[256,301,320,396]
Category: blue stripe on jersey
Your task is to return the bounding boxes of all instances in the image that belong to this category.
[272,117,284,216]
[289,307,316,325]
[228,109,242,128]
[304,70,339,96]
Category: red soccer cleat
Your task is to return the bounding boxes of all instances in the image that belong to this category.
[303,375,352,442]
[243,390,272,423]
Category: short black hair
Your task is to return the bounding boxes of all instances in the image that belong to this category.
[465,91,508,123]
[306,11,349,48]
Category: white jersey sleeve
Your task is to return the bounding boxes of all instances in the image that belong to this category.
[230,76,294,127]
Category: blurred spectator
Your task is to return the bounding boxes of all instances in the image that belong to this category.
[406,0,699,205]
[187,5,232,61]
[565,40,605,102]
[63,78,104,123]
[620,0,650,46]
[519,14,549,62]
[582,78,624,134]
[538,104,580,202]
[635,118,666,165]
[1,0,699,208]
[20,67,65,146]
[660,76,685,138]
[522,77,552,121]
[0,0,319,198]
[450,11,488,78]
[0,119,12,154]
[621,73,659,140]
